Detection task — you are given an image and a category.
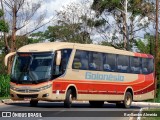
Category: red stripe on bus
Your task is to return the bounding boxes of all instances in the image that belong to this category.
[52,74,154,95]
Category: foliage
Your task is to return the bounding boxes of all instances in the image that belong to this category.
[135,33,155,55]
[29,31,46,42]
[31,1,94,44]
[0,20,9,32]
[5,35,32,51]
[0,9,4,17]
[43,25,92,44]
[0,54,7,74]
[0,9,9,32]
[91,0,155,50]
[0,75,10,97]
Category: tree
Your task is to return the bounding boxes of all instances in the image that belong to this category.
[1,0,50,73]
[32,1,94,44]
[53,1,94,43]
[91,0,155,50]
[0,10,8,32]
[0,9,9,34]
[2,0,46,52]
[0,0,9,54]
[0,8,9,75]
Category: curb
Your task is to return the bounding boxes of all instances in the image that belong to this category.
[0,99,12,104]
[132,102,160,107]
[1,100,160,106]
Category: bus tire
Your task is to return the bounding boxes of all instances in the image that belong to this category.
[123,92,132,108]
[89,101,104,108]
[64,89,72,108]
[30,100,38,107]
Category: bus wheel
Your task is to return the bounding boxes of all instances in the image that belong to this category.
[30,100,38,107]
[123,92,132,108]
[89,101,104,108]
[64,89,72,108]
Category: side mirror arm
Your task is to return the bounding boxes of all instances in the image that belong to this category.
[56,51,61,66]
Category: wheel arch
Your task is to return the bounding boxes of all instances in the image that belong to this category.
[65,84,78,100]
[124,87,134,100]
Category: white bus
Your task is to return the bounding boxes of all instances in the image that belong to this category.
[5,42,155,108]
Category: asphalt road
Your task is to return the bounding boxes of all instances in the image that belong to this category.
[0,101,142,120]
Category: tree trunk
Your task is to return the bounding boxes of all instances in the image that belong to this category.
[130,18,134,47]
[122,12,127,50]
[155,0,159,99]
[11,2,17,52]
[8,2,17,74]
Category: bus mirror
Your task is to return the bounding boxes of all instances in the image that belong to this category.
[56,51,61,66]
[4,52,16,66]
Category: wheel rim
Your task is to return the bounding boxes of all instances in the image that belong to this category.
[126,95,131,106]
[69,94,72,104]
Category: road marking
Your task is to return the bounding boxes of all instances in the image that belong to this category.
[137,108,143,120]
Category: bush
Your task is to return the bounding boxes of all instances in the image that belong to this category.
[0,75,10,97]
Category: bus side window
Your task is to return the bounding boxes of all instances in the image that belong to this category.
[61,49,72,72]
[142,58,154,74]
[73,50,81,69]
[117,55,129,73]
[80,51,89,70]
[54,49,72,75]
[72,50,89,70]
[130,57,141,74]
[89,52,103,71]
[89,52,95,70]
[104,54,116,72]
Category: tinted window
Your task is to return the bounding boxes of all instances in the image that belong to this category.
[72,50,89,70]
[53,49,72,75]
[117,55,129,73]
[142,58,154,74]
[89,52,103,71]
[130,57,141,74]
[61,49,72,71]
[103,54,116,72]
[72,50,154,75]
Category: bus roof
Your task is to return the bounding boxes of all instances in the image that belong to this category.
[17,42,153,58]
[18,42,75,52]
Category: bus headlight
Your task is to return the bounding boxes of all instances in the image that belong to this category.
[10,84,52,92]
[10,85,17,90]
[36,84,52,91]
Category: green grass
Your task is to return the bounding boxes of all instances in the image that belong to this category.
[141,108,160,120]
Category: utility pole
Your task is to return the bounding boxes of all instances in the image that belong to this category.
[155,0,159,99]
[123,0,129,50]
[125,0,129,50]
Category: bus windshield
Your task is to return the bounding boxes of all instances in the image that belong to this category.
[11,53,53,84]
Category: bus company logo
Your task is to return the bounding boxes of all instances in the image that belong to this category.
[85,72,124,81]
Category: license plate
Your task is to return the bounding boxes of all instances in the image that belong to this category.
[24,98,31,101]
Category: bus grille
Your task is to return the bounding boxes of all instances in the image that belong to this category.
[17,94,38,98]
[16,89,40,93]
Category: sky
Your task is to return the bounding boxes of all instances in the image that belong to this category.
[17,0,93,34]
